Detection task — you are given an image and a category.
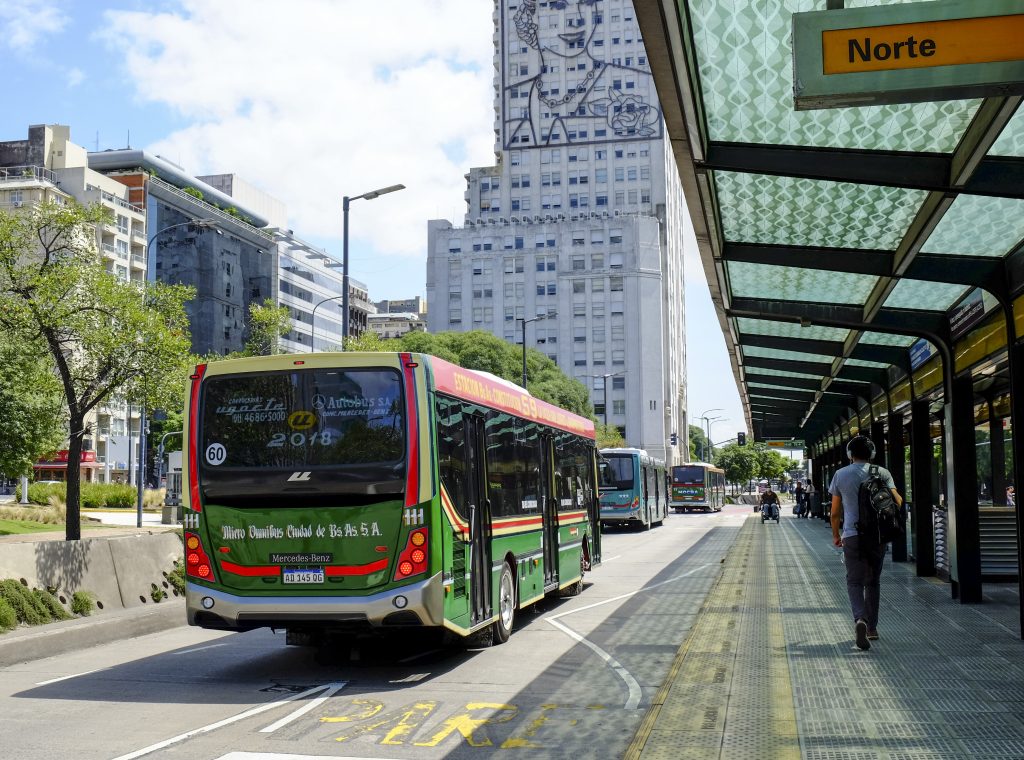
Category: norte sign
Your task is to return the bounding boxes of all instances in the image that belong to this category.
[793,0,1024,110]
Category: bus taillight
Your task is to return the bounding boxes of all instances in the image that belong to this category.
[185,531,217,583]
[394,528,429,580]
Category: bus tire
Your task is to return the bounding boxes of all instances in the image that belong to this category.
[493,562,516,644]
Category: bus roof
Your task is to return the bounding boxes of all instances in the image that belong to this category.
[674,461,725,473]
[600,448,664,466]
[429,355,595,439]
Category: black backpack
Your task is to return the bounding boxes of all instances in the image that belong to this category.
[856,465,903,552]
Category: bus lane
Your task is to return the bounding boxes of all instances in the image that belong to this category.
[2,506,748,760]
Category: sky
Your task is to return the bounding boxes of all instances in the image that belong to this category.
[1,0,747,441]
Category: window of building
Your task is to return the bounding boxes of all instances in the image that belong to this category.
[593,327,605,342]
[574,352,587,367]
[612,376,626,390]
[547,282,557,295]
[572,257,585,271]
[612,349,625,366]
[116,214,129,234]
[610,276,623,291]
[573,303,586,316]
[591,278,605,293]
[612,400,626,415]
[641,166,650,180]
[610,252,624,268]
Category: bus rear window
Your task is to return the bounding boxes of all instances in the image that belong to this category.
[199,368,405,500]
[599,455,634,491]
[672,466,705,484]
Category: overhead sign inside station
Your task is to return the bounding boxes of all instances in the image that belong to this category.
[765,439,805,449]
[793,0,1024,110]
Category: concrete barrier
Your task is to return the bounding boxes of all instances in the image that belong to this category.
[0,532,182,612]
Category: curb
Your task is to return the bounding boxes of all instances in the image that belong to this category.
[0,599,185,668]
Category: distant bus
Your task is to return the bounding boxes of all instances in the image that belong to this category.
[598,448,668,530]
[182,352,600,647]
[671,463,726,513]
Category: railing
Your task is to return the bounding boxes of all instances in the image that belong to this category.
[130,254,146,266]
[0,165,57,184]
[147,176,275,242]
[85,184,145,214]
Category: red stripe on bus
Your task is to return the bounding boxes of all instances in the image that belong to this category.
[401,353,420,508]
[493,516,543,529]
[326,559,389,576]
[220,561,279,577]
[187,363,207,513]
[558,511,587,521]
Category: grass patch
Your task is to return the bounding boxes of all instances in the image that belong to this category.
[71,590,95,617]
[0,519,66,536]
[0,598,16,631]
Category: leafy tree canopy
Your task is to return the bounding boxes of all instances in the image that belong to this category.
[689,424,711,462]
[0,332,65,477]
[344,329,594,418]
[244,298,292,356]
[596,423,626,449]
[713,443,757,486]
[0,201,195,539]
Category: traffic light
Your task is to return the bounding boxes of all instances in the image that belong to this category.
[737,432,747,446]
[669,432,678,446]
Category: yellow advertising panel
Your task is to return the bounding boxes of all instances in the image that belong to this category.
[823,14,1024,75]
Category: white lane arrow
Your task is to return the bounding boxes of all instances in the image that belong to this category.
[259,681,347,733]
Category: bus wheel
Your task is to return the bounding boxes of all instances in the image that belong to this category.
[493,562,516,644]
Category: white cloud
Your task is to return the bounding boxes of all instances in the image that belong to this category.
[102,0,496,259]
[67,67,85,87]
[1,0,67,49]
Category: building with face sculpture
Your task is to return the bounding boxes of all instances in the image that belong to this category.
[427,0,688,463]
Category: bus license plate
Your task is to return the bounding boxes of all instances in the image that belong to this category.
[283,569,324,584]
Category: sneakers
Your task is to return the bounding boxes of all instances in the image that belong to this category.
[867,629,879,640]
[855,619,871,650]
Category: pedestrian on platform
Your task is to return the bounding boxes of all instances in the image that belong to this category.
[829,435,903,650]
[794,481,805,516]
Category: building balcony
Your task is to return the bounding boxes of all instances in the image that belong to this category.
[0,165,57,186]
[85,184,145,215]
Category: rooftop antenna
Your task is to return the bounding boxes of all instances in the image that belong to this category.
[127,129,131,149]
[95,131,99,152]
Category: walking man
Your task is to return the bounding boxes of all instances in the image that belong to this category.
[830,435,903,650]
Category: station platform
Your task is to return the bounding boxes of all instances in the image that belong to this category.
[627,514,1024,760]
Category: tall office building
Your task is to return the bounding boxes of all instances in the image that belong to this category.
[426,0,687,461]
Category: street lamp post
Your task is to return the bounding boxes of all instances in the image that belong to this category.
[132,219,217,527]
[697,408,723,462]
[518,313,554,388]
[596,371,626,428]
[342,184,405,344]
[705,417,728,462]
[310,294,346,351]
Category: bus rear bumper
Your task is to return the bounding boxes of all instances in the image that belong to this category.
[186,572,445,631]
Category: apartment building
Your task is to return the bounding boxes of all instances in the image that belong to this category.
[426,0,688,461]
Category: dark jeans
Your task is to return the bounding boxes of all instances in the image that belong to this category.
[841,536,886,629]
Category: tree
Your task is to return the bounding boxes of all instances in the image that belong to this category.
[0,201,195,540]
[752,444,789,482]
[345,329,595,418]
[245,298,292,356]
[596,423,626,449]
[713,443,756,492]
[689,424,711,461]
[0,333,65,478]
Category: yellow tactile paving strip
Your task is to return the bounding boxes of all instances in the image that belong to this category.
[626,517,800,759]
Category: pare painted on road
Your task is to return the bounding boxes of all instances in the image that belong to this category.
[319,699,607,749]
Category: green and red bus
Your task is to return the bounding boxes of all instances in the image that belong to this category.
[670,462,726,513]
[182,352,601,645]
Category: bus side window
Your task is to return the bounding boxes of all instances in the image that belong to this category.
[485,410,523,518]
[436,397,469,520]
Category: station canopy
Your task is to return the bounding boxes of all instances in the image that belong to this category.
[636,0,1024,444]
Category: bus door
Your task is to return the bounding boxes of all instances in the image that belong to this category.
[465,414,492,625]
[642,465,650,522]
[540,434,558,588]
[586,447,602,565]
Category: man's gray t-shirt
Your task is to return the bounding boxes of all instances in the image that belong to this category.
[829,463,896,540]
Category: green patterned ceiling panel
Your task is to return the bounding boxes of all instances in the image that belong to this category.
[989,107,1024,157]
[748,381,815,393]
[844,358,891,369]
[922,195,1024,257]
[743,345,835,364]
[727,260,878,304]
[745,368,823,381]
[736,317,849,342]
[860,331,918,347]
[715,172,927,249]
[688,0,979,150]
[884,279,969,311]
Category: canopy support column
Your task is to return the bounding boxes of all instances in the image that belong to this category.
[989,398,1007,506]
[888,411,908,562]
[1004,306,1024,637]
[910,398,935,577]
[945,372,982,603]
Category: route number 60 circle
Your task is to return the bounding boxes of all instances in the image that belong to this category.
[205,443,227,466]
